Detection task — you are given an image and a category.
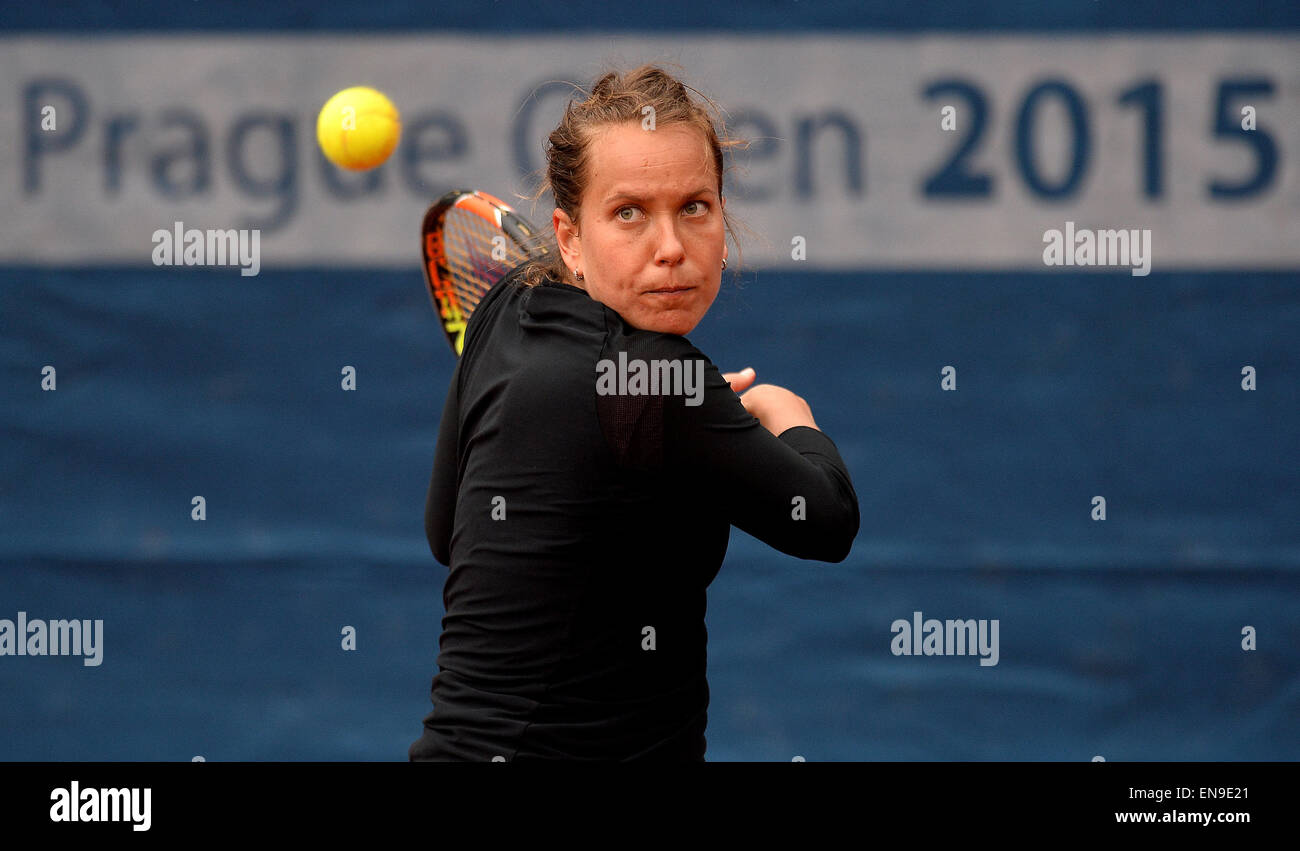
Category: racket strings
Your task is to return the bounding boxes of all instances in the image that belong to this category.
[443,208,532,312]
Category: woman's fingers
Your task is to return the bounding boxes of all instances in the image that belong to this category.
[721,366,756,394]
[737,383,819,435]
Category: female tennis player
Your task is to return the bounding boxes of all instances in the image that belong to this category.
[409,65,860,761]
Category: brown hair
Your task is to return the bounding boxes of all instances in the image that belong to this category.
[517,64,746,288]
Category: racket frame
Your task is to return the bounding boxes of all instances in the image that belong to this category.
[420,189,549,356]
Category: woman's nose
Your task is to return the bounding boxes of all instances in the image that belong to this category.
[654,220,685,264]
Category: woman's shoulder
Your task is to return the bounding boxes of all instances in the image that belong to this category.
[510,263,605,319]
[498,261,717,366]
[604,318,713,366]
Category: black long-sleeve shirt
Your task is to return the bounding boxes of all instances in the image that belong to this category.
[409,263,859,761]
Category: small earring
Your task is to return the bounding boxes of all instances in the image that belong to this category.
[574,270,584,281]
[721,257,728,270]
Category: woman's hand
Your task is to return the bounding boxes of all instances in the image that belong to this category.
[721,367,820,436]
[721,367,757,393]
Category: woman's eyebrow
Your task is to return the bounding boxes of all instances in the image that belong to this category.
[603,187,717,205]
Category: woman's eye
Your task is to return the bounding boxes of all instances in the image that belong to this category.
[683,200,709,216]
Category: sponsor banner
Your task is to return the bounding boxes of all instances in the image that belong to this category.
[2,35,1297,268]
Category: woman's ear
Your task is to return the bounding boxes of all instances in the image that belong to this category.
[552,207,581,276]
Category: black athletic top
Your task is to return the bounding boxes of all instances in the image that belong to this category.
[409,263,859,762]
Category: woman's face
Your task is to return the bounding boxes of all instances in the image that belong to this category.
[553,122,727,336]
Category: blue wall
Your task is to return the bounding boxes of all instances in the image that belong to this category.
[3,267,1295,760]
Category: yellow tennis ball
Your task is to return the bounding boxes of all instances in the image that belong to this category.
[317,86,401,171]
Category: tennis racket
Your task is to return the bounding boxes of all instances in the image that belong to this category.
[420,188,550,357]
